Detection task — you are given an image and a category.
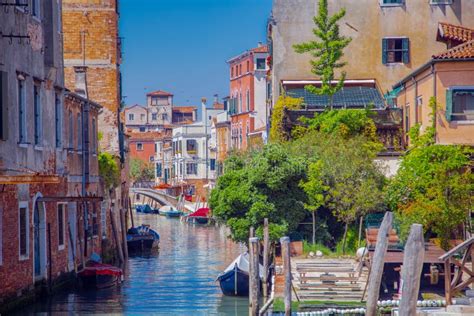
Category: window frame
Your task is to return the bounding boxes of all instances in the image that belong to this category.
[382,37,409,65]
[430,0,453,5]
[32,0,41,20]
[136,142,143,151]
[380,0,404,6]
[18,77,27,144]
[186,162,198,175]
[18,201,29,260]
[256,58,266,70]
[128,113,134,121]
[77,112,82,151]
[186,139,198,155]
[57,203,66,250]
[0,71,8,141]
[68,109,73,149]
[446,87,474,122]
[152,113,157,121]
[55,92,62,148]
[34,84,42,146]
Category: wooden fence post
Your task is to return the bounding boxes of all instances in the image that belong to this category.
[263,218,270,299]
[399,224,425,316]
[281,236,291,316]
[366,211,393,316]
[249,237,260,316]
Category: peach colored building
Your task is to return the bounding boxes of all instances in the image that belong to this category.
[228,44,269,151]
[394,23,474,146]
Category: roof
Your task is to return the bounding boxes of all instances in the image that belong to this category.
[286,86,385,109]
[172,106,197,113]
[147,90,173,97]
[227,44,269,63]
[129,131,163,141]
[432,39,474,59]
[125,104,146,110]
[438,22,474,44]
[251,44,268,53]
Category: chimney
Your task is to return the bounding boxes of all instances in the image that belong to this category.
[258,41,263,47]
[213,94,219,105]
[74,66,88,98]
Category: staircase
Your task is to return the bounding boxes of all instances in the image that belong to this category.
[293,258,368,301]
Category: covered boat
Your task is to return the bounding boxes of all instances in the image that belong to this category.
[127,225,160,253]
[135,204,154,214]
[217,253,264,296]
[187,207,210,224]
[159,205,182,218]
[78,260,122,289]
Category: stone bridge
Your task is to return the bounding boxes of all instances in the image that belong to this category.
[130,188,195,212]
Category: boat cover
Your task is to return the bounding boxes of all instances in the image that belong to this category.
[188,207,210,218]
[223,253,264,278]
[159,205,177,212]
[79,262,122,277]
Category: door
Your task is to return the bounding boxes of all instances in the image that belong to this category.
[34,205,41,277]
[67,203,77,271]
[33,201,46,280]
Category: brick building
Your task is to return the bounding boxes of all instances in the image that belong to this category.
[227,44,269,151]
[129,131,162,165]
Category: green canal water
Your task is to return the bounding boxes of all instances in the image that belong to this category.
[14,213,249,315]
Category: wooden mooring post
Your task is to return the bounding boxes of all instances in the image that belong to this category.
[263,218,270,298]
[110,208,124,264]
[366,211,393,316]
[399,224,425,316]
[281,236,291,316]
[249,237,260,316]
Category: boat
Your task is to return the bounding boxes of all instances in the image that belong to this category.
[217,253,264,296]
[126,225,160,253]
[159,205,183,218]
[78,257,122,289]
[187,207,210,224]
[136,204,154,214]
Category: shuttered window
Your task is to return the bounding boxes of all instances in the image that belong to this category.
[382,38,409,64]
[446,88,474,122]
[0,72,7,140]
[18,79,26,143]
[381,0,403,5]
[57,204,65,249]
[19,202,29,259]
[34,85,42,145]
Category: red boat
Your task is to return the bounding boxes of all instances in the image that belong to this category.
[187,207,210,224]
[78,261,123,289]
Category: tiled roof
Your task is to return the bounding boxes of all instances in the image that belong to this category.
[286,87,385,109]
[433,39,474,59]
[172,106,197,113]
[438,22,474,43]
[147,90,173,97]
[129,131,163,141]
[251,45,268,53]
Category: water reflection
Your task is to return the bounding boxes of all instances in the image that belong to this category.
[14,213,248,315]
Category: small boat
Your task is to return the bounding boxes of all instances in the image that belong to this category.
[217,253,264,296]
[159,205,183,218]
[136,204,154,214]
[187,207,210,224]
[78,257,122,289]
[127,225,160,253]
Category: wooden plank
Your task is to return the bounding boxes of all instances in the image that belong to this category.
[249,237,259,316]
[366,212,393,316]
[281,236,291,316]
[399,224,425,316]
[439,236,474,261]
[300,276,359,281]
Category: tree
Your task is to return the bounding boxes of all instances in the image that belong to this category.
[210,144,307,244]
[269,95,304,143]
[129,158,155,184]
[293,0,351,110]
[99,152,120,189]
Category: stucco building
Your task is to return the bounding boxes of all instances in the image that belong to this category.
[394,22,474,146]
[268,0,474,108]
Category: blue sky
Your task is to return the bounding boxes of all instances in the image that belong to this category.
[120,0,272,106]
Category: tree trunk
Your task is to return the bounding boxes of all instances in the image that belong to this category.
[342,222,349,254]
[312,211,316,245]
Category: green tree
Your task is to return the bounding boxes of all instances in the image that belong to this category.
[293,0,351,110]
[269,95,304,143]
[210,144,307,243]
[129,158,155,184]
[99,152,120,189]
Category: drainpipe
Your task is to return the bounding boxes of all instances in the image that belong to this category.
[412,77,418,125]
[432,64,437,142]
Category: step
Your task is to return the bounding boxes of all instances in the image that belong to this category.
[297,267,356,273]
[297,283,362,290]
[299,294,363,301]
[447,305,474,313]
[299,276,359,282]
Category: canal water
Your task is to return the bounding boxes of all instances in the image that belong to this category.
[14,213,249,315]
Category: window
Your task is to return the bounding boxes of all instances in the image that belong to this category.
[430,0,452,4]
[55,93,62,148]
[152,113,157,120]
[380,0,404,5]
[231,66,234,78]
[210,159,216,171]
[405,104,410,138]
[246,90,250,112]
[77,113,82,150]
[68,110,73,149]
[256,58,266,70]
[0,72,7,141]
[186,139,198,155]
[246,60,250,73]
[149,156,154,162]
[34,85,42,145]
[32,0,40,18]
[92,206,98,237]
[91,118,97,154]
[156,163,162,177]
[382,38,409,64]
[100,201,107,239]
[140,113,145,121]
[57,204,66,250]
[162,113,168,121]
[446,88,474,122]
[15,0,27,11]
[239,64,242,75]
[128,113,134,121]
[136,143,143,151]
[186,163,198,175]
[151,97,158,105]
[18,78,26,143]
[139,127,146,132]
[19,202,29,259]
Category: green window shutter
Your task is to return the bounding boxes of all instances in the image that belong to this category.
[402,38,410,64]
[382,39,388,64]
[446,88,453,122]
[0,71,8,141]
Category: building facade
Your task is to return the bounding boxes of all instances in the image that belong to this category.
[228,44,269,151]
[394,23,474,146]
[268,0,474,108]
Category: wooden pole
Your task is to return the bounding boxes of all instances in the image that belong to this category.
[366,211,393,316]
[76,204,85,268]
[120,208,129,260]
[399,224,425,316]
[281,236,291,316]
[358,216,364,248]
[249,237,260,316]
[444,259,452,305]
[47,223,52,292]
[128,197,135,228]
[68,223,78,273]
[250,226,255,238]
[110,208,124,264]
[263,218,270,299]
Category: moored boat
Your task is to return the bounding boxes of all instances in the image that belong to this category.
[187,207,210,224]
[127,225,160,253]
[217,253,264,296]
[136,204,154,214]
[159,205,183,218]
[78,260,122,289]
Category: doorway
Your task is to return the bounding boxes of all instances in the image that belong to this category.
[67,202,77,271]
[33,198,47,281]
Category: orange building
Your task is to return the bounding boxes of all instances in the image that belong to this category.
[227,44,269,151]
[128,132,162,165]
[394,23,474,146]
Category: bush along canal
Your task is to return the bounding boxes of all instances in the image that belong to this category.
[11,214,249,315]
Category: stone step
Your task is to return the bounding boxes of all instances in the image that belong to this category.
[299,293,363,301]
[447,305,474,313]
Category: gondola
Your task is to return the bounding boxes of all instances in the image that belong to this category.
[126,225,160,253]
[217,253,264,296]
[78,259,122,289]
[159,205,183,218]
